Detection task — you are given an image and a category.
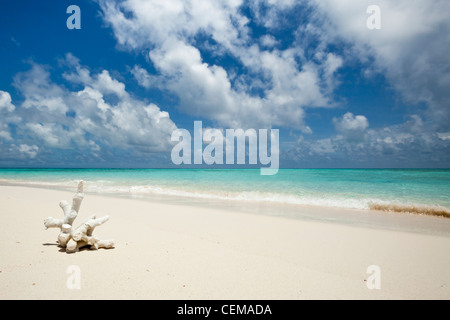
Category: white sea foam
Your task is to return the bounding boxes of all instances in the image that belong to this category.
[84,182,375,210]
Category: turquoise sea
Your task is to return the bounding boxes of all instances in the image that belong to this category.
[0,168,449,217]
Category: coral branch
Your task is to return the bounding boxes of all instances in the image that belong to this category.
[44,181,114,254]
[57,224,72,247]
[72,215,109,241]
[44,217,64,230]
[44,181,84,230]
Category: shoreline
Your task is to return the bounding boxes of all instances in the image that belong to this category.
[1,185,450,299]
[1,168,449,219]
[1,180,450,237]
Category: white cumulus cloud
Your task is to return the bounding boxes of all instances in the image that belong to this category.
[310,0,450,130]
[98,0,344,131]
[4,56,178,164]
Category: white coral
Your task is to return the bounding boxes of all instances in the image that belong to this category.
[44,181,115,253]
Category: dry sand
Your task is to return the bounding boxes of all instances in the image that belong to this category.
[0,185,449,299]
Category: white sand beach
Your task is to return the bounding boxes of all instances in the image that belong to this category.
[0,185,449,300]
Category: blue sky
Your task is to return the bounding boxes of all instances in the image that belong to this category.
[0,0,449,168]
